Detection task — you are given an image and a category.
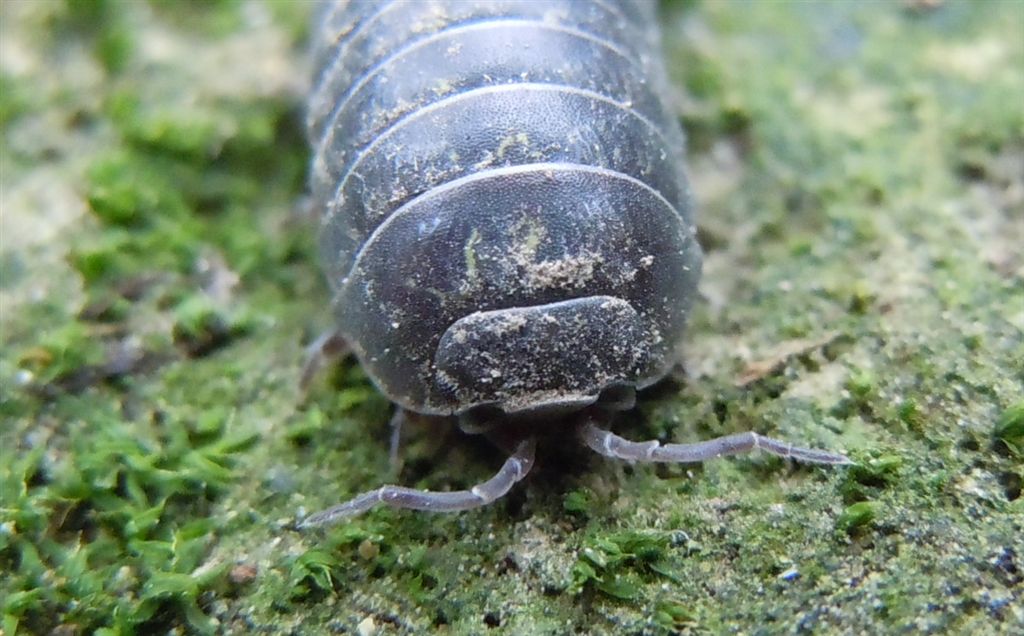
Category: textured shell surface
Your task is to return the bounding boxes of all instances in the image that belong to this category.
[308,0,702,418]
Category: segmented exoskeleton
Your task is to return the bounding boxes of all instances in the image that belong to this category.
[301,0,848,527]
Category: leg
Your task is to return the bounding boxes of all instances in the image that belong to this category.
[299,438,536,528]
[388,409,407,474]
[580,421,851,465]
[299,329,348,392]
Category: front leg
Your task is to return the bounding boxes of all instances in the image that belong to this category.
[299,438,537,527]
[580,420,850,465]
[299,329,348,392]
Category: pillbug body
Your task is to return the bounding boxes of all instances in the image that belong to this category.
[309,0,699,416]
[301,0,848,526]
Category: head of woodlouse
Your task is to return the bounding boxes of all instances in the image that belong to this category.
[431,295,654,420]
[330,162,702,422]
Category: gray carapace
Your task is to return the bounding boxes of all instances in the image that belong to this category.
[299,0,848,528]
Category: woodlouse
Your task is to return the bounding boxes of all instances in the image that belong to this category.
[300,0,848,527]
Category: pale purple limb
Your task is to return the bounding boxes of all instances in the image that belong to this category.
[299,329,348,392]
[579,421,851,465]
[388,409,406,474]
[299,438,537,528]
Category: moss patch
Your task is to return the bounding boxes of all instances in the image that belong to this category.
[2,0,1022,634]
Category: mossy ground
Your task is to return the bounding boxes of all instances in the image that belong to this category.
[1,1,1021,634]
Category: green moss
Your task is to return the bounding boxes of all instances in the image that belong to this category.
[3,0,1023,633]
[124,110,230,163]
[87,153,190,227]
[95,23,133,73]
[846,369,876,399]
[2,1,314,630]
[994,401,1024,452]
[840,453,903,504]
[0,73,35,131]
[69,88,305,291]
[145,0,245,37]
[569,530,684,600]
[61,0,136,74]
[836,501,882,535]
[289,548,341,600]
[896,398,926,431]
[1,397,253,633]
[562,488,594,518]
[14,322,104,385]
[653,600,697,633]
[63,0,112,25]
[171,295,254,357]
